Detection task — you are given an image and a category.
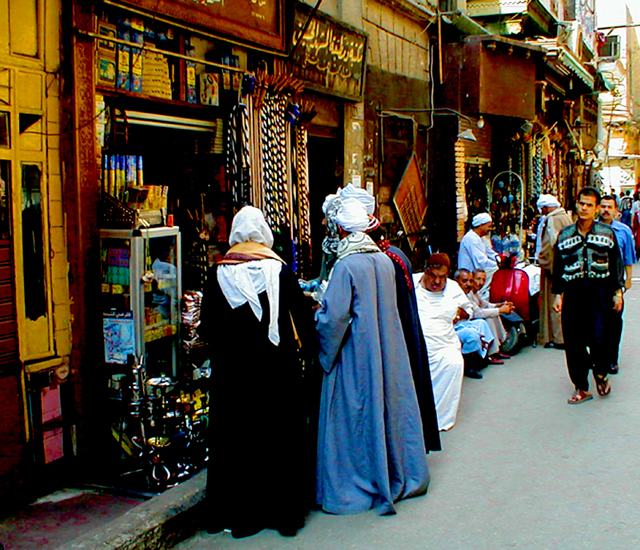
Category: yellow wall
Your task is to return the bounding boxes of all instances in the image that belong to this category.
[0,0,71,379]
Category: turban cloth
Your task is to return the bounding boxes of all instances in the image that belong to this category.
[338,183,376,215]
[334,198,371,233]
[536,194,560,208]
[472,212,492,228]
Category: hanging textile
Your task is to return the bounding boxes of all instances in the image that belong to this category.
[533,140,543,197]
[227,64,316,273]
[227,103,252,208]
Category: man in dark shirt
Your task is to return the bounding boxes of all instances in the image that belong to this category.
[552,187,624,405]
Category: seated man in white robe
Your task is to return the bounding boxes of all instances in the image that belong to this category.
[414,253,475,432]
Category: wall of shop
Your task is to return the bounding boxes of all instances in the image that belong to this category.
[0,0,74,503]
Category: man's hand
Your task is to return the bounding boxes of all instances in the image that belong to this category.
[613,293,624,312]
[552,294,563,313]
[498,303,515,315]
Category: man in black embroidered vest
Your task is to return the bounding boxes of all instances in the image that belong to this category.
[552,187,624,405]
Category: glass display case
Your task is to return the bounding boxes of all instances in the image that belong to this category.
[100,226,181,376]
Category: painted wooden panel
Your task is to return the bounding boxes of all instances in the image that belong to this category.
[9,0,39,58]
[364,0,429,81]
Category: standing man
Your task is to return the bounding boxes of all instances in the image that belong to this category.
[458,213,499,298]
[599,195,636,374]
[552,187,624,405]
[536,194,573,349]
[315,198,429,515]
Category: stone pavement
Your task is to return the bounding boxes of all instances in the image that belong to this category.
[173,269,640,550]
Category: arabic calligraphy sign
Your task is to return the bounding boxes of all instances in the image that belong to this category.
[292,3,368,100]
[393,154,427,250]
[119,0,286,51]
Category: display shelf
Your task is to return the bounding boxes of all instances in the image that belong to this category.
[97,85,222,115]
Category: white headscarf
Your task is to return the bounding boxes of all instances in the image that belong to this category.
[536,194,560,209]
[218,206,282,346]
[338,183,376,215]
[228,205,274,248]
[334,198,371,233]
[472,212,492,227]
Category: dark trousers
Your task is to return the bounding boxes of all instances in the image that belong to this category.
[561,287,612,392]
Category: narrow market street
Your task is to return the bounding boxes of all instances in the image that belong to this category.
[173,265,640,550]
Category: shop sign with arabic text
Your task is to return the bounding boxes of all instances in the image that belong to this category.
[292,3,367,100]
[119,0,286,51]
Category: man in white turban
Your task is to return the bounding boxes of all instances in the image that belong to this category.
[457,212,500,299]
[315,196,430,516]
[535,194,572,349]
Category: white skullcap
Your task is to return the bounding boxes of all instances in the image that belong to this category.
[472,212,492,228]
[228,206,274,248]
[334,198,370,233]
[338,183,376,215]
[536,194,560,208]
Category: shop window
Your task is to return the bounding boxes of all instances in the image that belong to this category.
[0,161,11,240]
[21,163,48,321]
[0,112,9,148]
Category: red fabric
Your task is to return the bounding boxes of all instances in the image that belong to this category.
[378,239,414,290]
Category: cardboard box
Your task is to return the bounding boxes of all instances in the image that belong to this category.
[199,72,220,106]
[97,22,117,88]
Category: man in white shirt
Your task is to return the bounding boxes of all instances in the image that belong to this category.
[458,213,500,299]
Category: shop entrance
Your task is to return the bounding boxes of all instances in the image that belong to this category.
[307,132,343,275]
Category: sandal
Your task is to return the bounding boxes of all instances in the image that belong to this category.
[568,389,593,405]
[594,374,611,397]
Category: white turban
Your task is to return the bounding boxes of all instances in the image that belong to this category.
[536,194,560,209]
[338,183,376,215]
[472,212,492,227]
[322,194,339,216]
[228,206,274,248]
[334,198,370,233]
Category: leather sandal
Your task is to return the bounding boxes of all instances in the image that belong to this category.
[568,389,593,405]
[594,374,611,397]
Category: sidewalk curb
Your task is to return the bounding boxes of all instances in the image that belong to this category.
[56,470,207,550]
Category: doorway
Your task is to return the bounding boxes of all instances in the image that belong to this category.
[307,132,343,275]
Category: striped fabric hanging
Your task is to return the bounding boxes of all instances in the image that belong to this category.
[296,126,311,269]
[533,140,543,197]
[227,103,252,210]
[260,93,280,231]
[274,95,290,229]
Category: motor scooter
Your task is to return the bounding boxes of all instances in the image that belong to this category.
[489,254,540,354]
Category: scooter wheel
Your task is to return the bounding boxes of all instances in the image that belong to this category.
[501,324,520,355]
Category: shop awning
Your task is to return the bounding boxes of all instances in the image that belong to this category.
[441,11,491,35]
[529,39,595,90]
[115,110,218,132]
[596,70,615,92]
[555,48,594,89]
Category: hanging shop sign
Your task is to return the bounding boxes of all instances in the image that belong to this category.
[119,0,286,51]
[291,3,367,100]
[393,154,427,250]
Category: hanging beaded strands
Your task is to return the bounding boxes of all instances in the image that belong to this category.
[225,61,317,276]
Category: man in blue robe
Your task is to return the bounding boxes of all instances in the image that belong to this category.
[599,195,636,374]
[458,212,500,298]
[315,198,430,516]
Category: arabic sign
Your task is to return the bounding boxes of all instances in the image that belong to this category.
[120,0,286,51]
[393,154,427,250]
[292,3,367,100]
